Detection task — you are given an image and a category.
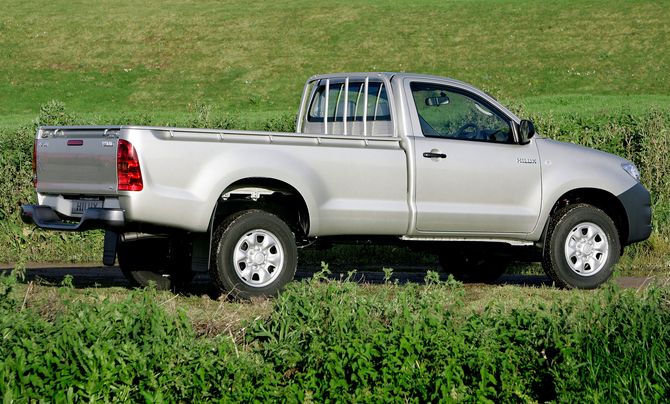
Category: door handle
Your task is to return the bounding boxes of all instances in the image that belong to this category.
[423,152,447,159]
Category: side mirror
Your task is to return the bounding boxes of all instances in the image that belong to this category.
[519,120,535,145]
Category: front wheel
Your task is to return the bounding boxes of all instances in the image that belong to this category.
[542,204,620,289]
[209,210,297,299]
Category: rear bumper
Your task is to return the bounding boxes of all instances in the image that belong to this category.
[21,205,125,232]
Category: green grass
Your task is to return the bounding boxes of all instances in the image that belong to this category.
[2,267,669,402]
[1,0,669,120]
[521,94,670,120]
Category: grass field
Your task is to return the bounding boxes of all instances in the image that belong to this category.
[2,0,669,126]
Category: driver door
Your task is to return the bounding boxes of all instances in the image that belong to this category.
[409,82,542,234]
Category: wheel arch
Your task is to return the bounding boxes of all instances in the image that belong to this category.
[544,188,629,248]
[212,178,311,239]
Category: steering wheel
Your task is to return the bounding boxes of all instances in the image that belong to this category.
[454,122,481,139]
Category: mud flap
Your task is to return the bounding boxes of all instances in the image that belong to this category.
[103,231,118,266]
[191,233,210,272]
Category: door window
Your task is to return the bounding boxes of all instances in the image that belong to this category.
[410,83,513,143]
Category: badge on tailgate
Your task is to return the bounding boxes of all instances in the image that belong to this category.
[72,199,103,214]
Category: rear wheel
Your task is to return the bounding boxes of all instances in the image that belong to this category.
[210,210,297,299]
[438,250,509,284]
[542,204,620,289]
[118,237,195,292]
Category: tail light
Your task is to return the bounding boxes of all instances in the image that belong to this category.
[33,139,37,188]
[117,139,143,191]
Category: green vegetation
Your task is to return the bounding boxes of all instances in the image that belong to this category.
[2,266,669,402]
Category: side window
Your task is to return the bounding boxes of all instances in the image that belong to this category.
[410,83,513,143]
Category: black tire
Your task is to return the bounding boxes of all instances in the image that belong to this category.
[118,237,195,292]
[542,204,620,289]
[209,210,297,299]
[438,250,509,284]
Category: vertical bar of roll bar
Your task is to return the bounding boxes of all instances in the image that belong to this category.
[324,79,329,135]
[353,82,363,136]
[363,77,369,137]
[343,77,349,135]
[374,83,382,119]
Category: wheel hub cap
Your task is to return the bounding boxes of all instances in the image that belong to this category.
[580,242,593,255]
[564,222,609,277]
[250,249,266,265]
[233,229,284,287]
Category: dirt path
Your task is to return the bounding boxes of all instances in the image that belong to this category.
[0,263,660,291]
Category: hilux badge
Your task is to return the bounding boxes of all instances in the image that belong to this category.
[517,158,537,164]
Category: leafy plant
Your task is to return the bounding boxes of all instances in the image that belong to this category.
[1,269,669,402]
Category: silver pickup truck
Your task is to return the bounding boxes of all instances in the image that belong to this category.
[21,72,651,297]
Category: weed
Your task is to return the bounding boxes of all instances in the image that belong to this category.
[1,270,668,402]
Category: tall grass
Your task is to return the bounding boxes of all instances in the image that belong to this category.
[1,267,669,402]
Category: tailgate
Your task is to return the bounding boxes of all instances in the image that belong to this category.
[36,126,120,195]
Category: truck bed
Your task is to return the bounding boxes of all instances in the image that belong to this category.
[34,125,410,236]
